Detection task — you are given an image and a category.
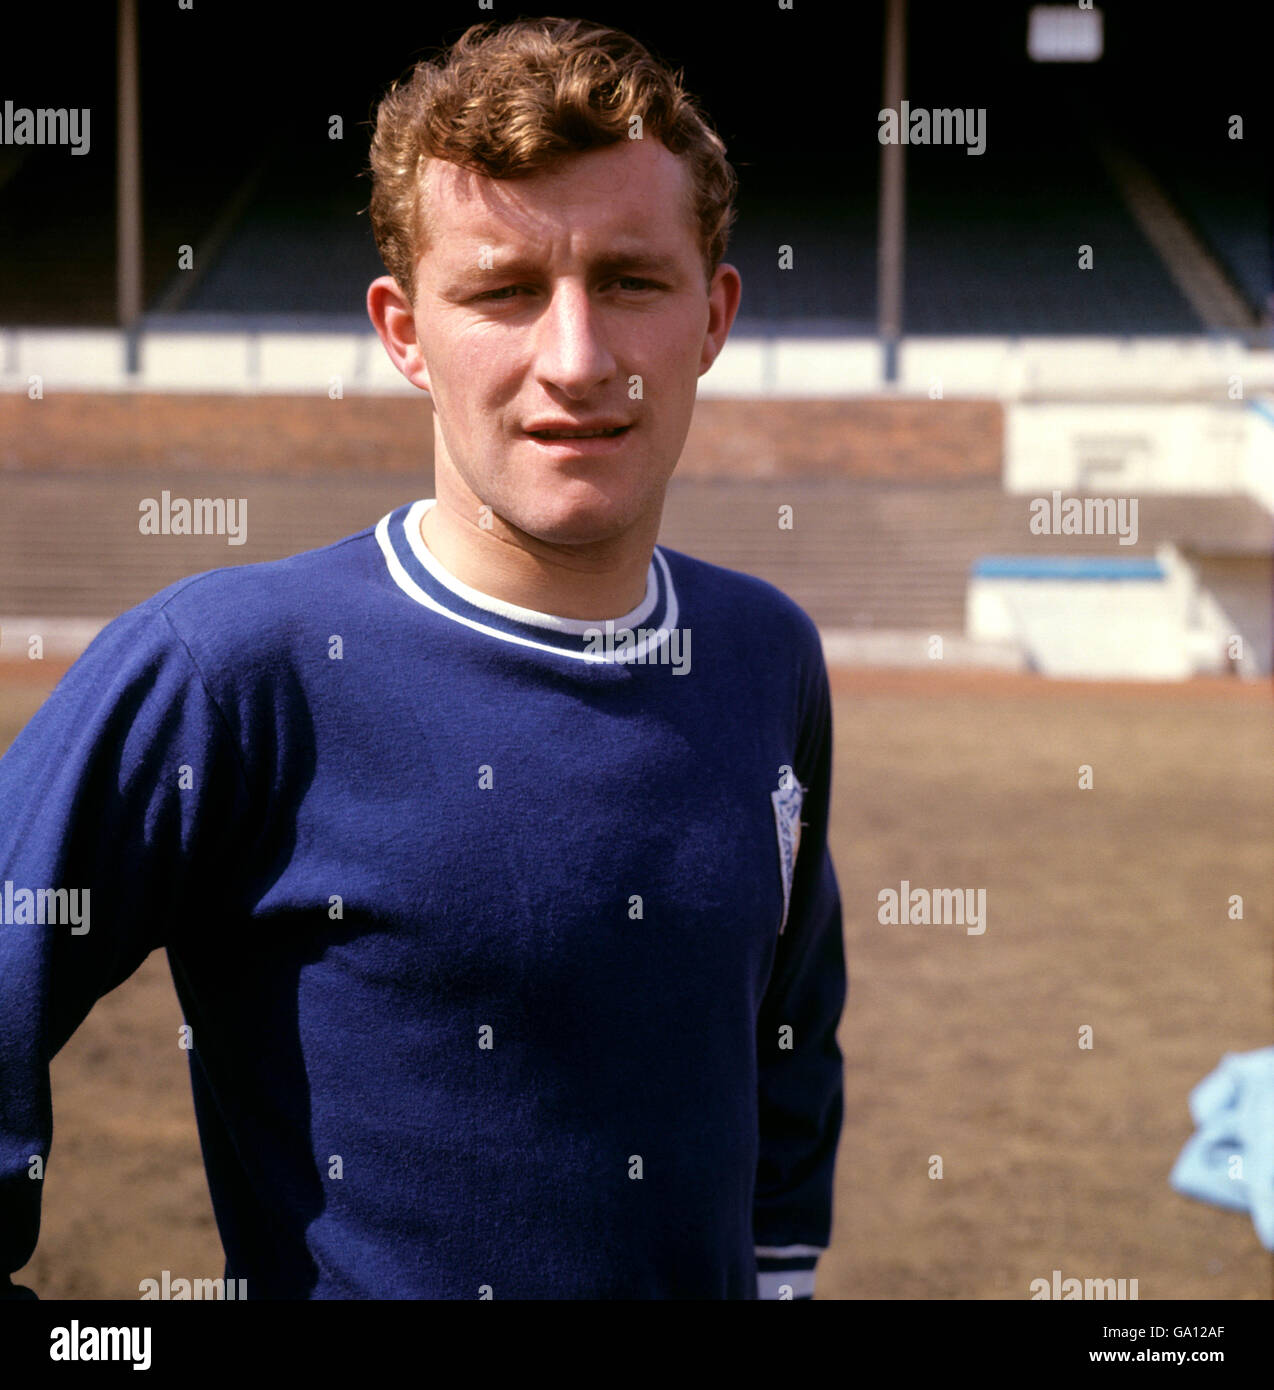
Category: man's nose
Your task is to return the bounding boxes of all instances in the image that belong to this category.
[532,280,616,396]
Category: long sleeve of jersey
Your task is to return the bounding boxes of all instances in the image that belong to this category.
[0,601,244,1299]
[753,644,847,1300]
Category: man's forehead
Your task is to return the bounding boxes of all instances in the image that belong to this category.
[419,142,694,258]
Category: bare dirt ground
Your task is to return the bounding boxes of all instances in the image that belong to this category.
[3,669,1269,1301]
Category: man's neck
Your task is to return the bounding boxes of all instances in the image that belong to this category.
[419,492,656,622]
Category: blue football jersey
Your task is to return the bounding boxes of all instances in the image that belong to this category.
[0,498,846,1299]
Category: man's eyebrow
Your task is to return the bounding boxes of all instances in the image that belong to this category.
[588,250,681,277]
[453,249,682,281]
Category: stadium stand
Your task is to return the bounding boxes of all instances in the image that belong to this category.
[1,464,1266,652]
[0,3,1269,680]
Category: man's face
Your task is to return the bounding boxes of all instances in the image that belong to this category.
[402,138,739,547]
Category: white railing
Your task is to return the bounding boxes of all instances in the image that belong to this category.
[2,328,1271,400]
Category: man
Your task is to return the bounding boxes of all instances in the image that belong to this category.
[0,16,845,1300]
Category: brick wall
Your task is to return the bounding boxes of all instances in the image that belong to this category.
[0,393,1003,480]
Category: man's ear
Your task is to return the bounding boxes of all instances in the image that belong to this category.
[698,262,742,377]
[367,274,432,393]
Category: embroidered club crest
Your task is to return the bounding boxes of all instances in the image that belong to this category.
[771,780,805,934]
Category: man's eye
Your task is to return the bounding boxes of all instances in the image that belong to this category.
[475,278,658,302]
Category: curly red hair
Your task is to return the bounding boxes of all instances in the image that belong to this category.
[366,16,737,302]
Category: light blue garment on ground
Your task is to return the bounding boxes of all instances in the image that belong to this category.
[1169,1047,1274,1251]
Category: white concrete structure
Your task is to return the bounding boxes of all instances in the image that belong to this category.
[1003,399,1274,498]
[966,545,1244,680]
[900,336,1270,399]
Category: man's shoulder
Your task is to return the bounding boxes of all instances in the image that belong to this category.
[98,522,382,674]
[657,544,823,654]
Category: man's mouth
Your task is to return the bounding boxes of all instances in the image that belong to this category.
[526,426,630,440]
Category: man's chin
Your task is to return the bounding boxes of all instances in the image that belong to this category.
[504,489,652,549]
[518,513,635,549]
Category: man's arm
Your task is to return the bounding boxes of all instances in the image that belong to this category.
[754,637,847,1300]
[0,603,242,1297]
